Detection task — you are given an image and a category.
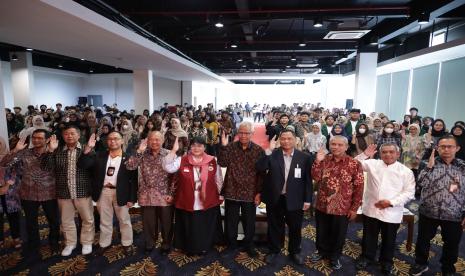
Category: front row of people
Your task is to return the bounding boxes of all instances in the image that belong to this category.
[1,123,464,276]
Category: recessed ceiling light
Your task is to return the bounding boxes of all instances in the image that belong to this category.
[58,64,63,68]
[298,40,306,47]
[215,22,224,28]
[291,55,297,61]
[80,58,85,61]
[230,43,238,48]
[282,69,287,73]
[26,48,33,51]
[89,69,94,73]
[418,11,429,25]
[242,64,247,68]
[286,65,291,68]
[237,58,243,62]
[11,54,18,61]
[313,18,323,28]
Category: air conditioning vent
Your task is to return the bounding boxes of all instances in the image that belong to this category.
[324,30,370,40]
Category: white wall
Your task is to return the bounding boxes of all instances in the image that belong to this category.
[153,76,181,109]
[33,68,84,108]
[82,73,133,111]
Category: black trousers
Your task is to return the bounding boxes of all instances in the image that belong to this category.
[141,206,174,250]
[415,214,463,274]
[315,209,349,261]
[361,215,400,265]
[224,199,256,249]
[253,113,261,122]
[21,199,60,248]
[0,195,21,241]
[266,195,303,254]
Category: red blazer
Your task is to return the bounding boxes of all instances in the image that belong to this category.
[175,156,222,212]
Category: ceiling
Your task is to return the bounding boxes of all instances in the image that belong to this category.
[1,0,464,78]
[74,0,465,75]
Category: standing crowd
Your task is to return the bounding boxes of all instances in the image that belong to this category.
[1,101,465,276]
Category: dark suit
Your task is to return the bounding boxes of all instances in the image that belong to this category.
[256,148,313,254]
[78,151,137,206]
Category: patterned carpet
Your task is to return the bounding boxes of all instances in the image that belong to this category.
[1,201,465,275]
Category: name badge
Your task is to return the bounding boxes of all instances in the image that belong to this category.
[183,168,190,173]
[294,165,301,179]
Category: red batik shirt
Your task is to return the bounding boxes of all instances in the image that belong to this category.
[312,154,364,216]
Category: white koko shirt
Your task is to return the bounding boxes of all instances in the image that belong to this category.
[356,153,415,224]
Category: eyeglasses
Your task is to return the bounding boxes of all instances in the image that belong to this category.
[438,145,456,150]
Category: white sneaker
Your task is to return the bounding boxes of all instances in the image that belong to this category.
[61,245,76,256]
[81,244,92,255]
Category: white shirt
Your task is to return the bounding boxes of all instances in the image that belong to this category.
[356,153,415,224]
[103,155,122,187]
[350,120,358,134]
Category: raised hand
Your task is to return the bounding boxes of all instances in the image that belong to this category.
[14,137,28,152]
[48,135,59,152]
[137,138,148,154]
[400,129,406,140]
[427,148,436,169]
[171,136,179,153]
[364,144,378,159]
[221,131,228,146]
[269,135,277,151]
[315,146,326,162]
[84,133,96,154]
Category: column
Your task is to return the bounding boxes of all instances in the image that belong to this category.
[10,52,34,109]
[133,69,154,114]
[0,61,9,147]
[181,81,193,106]
[353,51,378,113]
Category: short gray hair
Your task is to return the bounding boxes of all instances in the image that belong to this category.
[238,121,254,133]
[379,143,400,152]
[329,135,349,145]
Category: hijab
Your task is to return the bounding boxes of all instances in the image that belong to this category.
[355,123,369,151]
[431,119,447,138]
[169,118,188,138]
[451,125,465,160]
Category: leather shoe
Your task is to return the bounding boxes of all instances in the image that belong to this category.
[290,253,304,265]
[95,245,109,256]
[144,246,154,254]
[355,257,370,270]
[159,247,170,255]
[265,253,278,264]
[246,247,258,258]
[123,245,134,255]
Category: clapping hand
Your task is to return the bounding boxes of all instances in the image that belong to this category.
[137,138,148,154]
[427,148,436,169]
[363,144,378,159]
[48,135,59,152]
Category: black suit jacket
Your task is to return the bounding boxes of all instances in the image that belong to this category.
[256,148,313,211]
[78,151,138,206]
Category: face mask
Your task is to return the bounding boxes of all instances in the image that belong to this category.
[385,128,394,134]
[122,125,129,130]
[358,129,366,134]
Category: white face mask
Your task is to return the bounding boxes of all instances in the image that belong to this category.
[358,128,366,134]
[122,125,129,130]
[385,128,394,134]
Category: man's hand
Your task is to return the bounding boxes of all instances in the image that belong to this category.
[48,135,59,152]
[347,210,358,221]
[427,148,436,169]
[269,135,277,151]
[14,137,28,152]
[315,146,326,163]
[363,144,378,159]
[303,202,311,211]
[221,131,228,147]
[254,194,261,206]
[126,202,134,208]
[84,133,96,154]
[375,200,392,209]
[137,139,148,154]
[164,195,173,203]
